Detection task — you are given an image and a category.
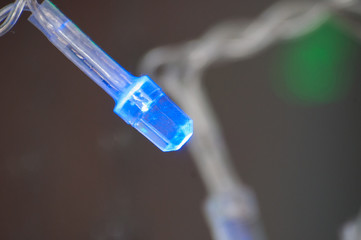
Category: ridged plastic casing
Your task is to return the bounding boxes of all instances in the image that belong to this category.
[28,0,193,151]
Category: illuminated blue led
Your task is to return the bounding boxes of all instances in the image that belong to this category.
[28,0,193,151]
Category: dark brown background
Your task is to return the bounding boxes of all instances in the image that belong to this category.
[0,0,361,240]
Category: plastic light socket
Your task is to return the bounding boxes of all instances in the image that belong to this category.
[28,0,193,151]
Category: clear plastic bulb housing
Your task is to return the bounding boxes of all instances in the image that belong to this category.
[28,0,193,151]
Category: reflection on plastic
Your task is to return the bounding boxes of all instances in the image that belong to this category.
[28,0,193,151]
[205,190,263,240]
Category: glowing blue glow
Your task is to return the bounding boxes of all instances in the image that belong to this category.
[114,76,193,151]
[28,0,193,152]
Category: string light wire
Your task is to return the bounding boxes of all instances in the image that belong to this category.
[139,1,361,240]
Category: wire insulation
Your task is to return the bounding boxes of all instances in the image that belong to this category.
[0,0,37,37]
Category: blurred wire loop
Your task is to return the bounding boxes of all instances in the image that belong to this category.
[1,0,360,239]
[140,0,361,80]
[139,1,361,240]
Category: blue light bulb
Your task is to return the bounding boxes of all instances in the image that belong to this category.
[28,0,193,151]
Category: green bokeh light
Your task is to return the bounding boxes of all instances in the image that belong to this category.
[273,18,356,105]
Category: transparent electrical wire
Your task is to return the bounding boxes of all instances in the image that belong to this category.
[1,0,360,239]
[139,0,361,240]
[0,0,27,37]
[0,0,49,37]
[1,0,193,151]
